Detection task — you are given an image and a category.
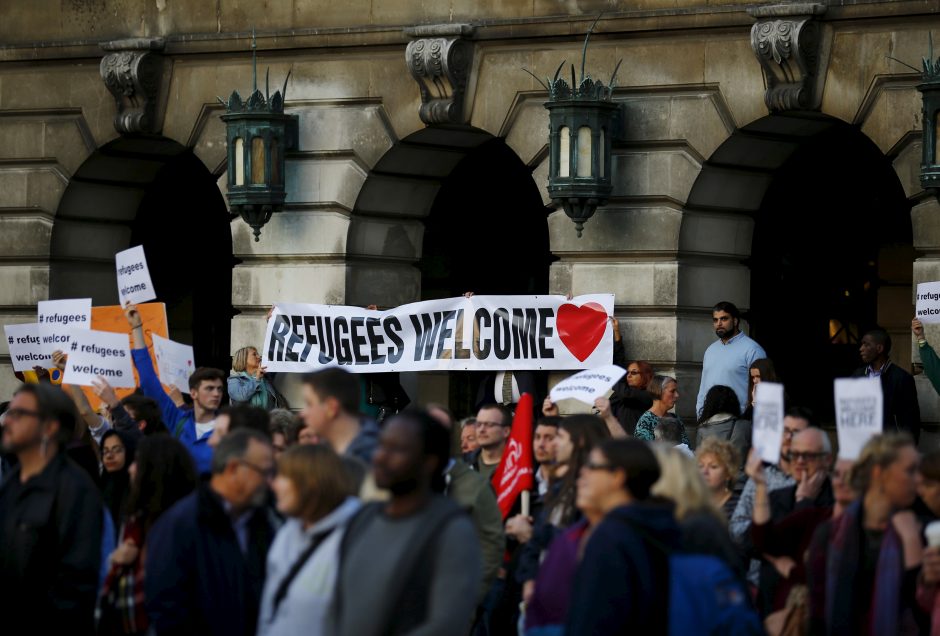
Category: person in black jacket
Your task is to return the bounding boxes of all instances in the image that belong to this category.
[0,383,103,635]
[853,327,921,442]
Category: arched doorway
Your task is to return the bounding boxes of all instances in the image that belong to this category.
[350,125,553,413]
[51,136,234,371]
[685,112,913,423]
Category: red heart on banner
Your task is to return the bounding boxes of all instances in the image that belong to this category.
[556,302,608,362]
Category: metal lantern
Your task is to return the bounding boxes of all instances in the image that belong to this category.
[529,21,622,237]
[919,36,940,194]
[220,34,298,241]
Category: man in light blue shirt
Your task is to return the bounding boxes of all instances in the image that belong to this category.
[696,301,766,416]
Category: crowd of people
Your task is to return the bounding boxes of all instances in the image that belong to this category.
[1,299,940,635]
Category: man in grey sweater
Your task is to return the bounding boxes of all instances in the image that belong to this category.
[329,409,482,636]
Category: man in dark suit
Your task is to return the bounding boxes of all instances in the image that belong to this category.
[852,328,921,442]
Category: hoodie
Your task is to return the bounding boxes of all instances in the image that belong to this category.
[565,500,681,636]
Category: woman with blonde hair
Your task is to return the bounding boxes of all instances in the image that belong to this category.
[695,436,741,520]
[228,346,287,410]
[651,444,742,576]
[634,375,688,445]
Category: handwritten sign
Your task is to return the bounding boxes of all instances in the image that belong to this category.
[63,328,135,388]
[549,364,626,406]
[752,381,785,464]
[4,323,52,372]
[116,245,157,305]
[835,377,883,460]
[37,298,91,356]
[152,333,195,393]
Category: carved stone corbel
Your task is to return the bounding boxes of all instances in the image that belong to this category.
[748,3,830,112]
[403,24,475,125]
[100,38,166,135]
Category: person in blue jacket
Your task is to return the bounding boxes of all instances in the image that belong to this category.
[124,303,224,475]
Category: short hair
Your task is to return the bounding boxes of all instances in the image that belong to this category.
[302,368,361,415]
[536,415,562,429]
[277,444,352,521]
[120,394,166,436]
[269,408,302,445]
[695,436,740,484]
[651,444,722,522]
[477,403,512,428]
[388,409,453,494]
[864,328,892,356]
[697,385,741,425]
[921,449,940,482]
[13,383,78,447]
[792,427,832,456]
[654,416,683,444]
[189,367,225,391]
[210,428,271,474]
[218,404,271,439]
[712,301,741,320]
[459,416,477,431]
[231,347,257,373]
[785,406,816,428]
[848,433,915,493]
[598,438,661,501]
[647,375,677,401]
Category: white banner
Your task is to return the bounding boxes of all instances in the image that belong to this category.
[262,294,614,373]
[152,333,195,393]
[63,328,135,388]
[835,377,883,460]
[116,245,157,305]
[37,298,91,356]
[752,382,785,464]
[549,364,626,406]
[4,323,52,372]
[917,281,940,325]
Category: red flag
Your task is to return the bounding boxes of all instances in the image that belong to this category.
[491,393,535,519]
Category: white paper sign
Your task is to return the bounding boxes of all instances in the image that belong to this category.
[37,298,92,356]
[116,245,156,305]
[549,364,626,405]
[63,328,135,388]
[835,377,883,460]
[752,382,785,464]
[152,333,195,393]
[917,282,940,325]
[4,323,52,372]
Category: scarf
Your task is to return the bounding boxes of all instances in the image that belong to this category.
[233,371,272,409]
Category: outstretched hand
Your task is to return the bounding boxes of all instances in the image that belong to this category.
[51,350,67,371]
[542,397,559,417]
[914,318,926,340]
[124,302,142,329]
[92,376,120,408]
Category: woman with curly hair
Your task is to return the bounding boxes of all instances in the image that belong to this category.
[695,436,741,521]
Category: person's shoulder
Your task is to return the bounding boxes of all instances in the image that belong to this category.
[152,489,200,532]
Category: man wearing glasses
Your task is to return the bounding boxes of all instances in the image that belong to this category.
[465,403,512,483]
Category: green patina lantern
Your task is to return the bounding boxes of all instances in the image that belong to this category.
[220,33,298,241]
[919,35,940,194]
[529,20,623,237]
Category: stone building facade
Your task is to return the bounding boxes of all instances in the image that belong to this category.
[1,0,939,435]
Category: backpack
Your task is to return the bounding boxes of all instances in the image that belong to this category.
[667,553,763,636]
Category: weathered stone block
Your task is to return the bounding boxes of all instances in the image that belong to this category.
[678,210,754,257]
[231,262,347,307]
[232,209,350,259]
[549,205,682,254]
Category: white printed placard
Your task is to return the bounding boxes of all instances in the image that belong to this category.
[835,377,883,460]
[917,281,940,325]
[37,298,92,356]
[752,382,785,464]
[63,328,135,388]
[549,364,626,406]
[116,245,157,305]
[4,323,52,372]
[152,333,195,393]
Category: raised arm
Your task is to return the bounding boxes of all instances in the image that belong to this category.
[53,350,102,439]
[123,303,184,434]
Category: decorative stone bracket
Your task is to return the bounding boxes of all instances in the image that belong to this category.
[404,24,475,125]
[748,3,830,112]
[100,38,166,135]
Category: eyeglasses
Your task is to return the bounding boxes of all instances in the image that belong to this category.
[584,461,616,472]
[783,427,803,439]
[626,370,642,376]
[475,420,506,429]
[3,408,42,422]
[788,451,827,462]
[239,459,276,480]
[101,446,125,457]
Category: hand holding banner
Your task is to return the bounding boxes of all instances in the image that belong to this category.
[835,377,883,460]
[116,245,157,305]
[917,281,940,325]
[63,328,135,388]
[752,382,785,464]
[4,323,52,372]
[549,364,626,406]
[491,393,535,519]
[38,298,91,356]
[152,334,195,393]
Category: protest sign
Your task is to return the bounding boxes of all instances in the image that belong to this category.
[835,377,883,460]
[152,333,195,393]
[116,245,157,305]
[37,298,91,356]
[549,364,626,406]
[4,323,52,372]
[917,281,940,325]
[752,382,785,464]
[262,294,615,373]
[63,328,135,388]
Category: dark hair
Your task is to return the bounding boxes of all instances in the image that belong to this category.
[785,406,816,428]
[100,429,137,467]
[269,408,302,445]
[864,328,892,356]
[120,394,166,436]
[477,403,513,428]
[218,404,271,439]
[546,414,610,526]
[127,435,197,533]
[211,428,271,474]
[654,416,684,444]
[712,301,741,320]
[599,438,661,501]
[188,367,225,391]
[626,361,655,390]
[746,359,778,407]
[13,383,78,447]
[278,444,352,522]
[536,415,562,429]
[697,385,741,425]
[390,409,452,494]
[921,449,940,482]
[302,368,361,415]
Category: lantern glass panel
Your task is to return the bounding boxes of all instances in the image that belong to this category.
[600,128,606,178]
[577,126,592,177]
[559,126,570,178]
[251,137,265,184]
[271,137,281,185]
[234,138,245,186]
